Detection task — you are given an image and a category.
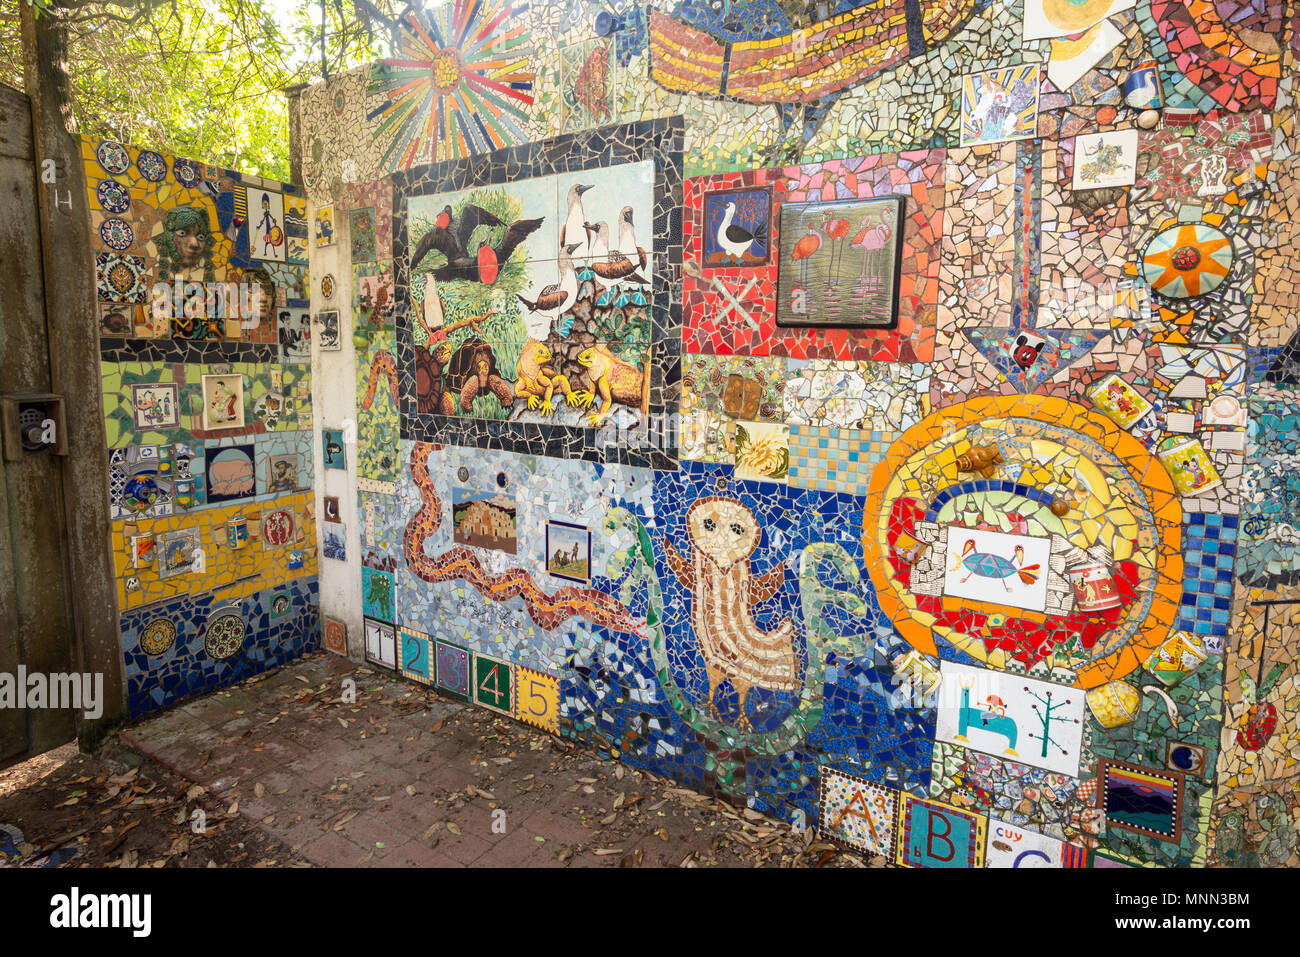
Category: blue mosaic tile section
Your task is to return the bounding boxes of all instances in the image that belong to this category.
[1178,512,1238,639]
[121,577,320,716]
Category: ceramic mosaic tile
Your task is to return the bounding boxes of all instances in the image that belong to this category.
[283,0,1300,869]
[83,137,319,717]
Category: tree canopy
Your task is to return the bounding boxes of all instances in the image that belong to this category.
[0,0,406,181]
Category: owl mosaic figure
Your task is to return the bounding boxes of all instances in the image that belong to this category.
[665,496,798,729]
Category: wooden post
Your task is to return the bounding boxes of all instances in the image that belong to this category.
[20,0,124,744]
[282,82,308,187]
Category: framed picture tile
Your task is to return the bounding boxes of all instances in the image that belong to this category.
[131,383,180,430]
[201,374,245,431]
[776,195,905,329]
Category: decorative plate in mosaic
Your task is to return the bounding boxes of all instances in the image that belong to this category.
[95,140,130,175]
[99,217,134,251]
[138,617,177,657]
[173,158,199,187]
[136,150,167,182]
[203,604,246,661]
[96,179,130,214]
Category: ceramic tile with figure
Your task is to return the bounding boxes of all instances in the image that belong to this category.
[776,196,904,329]
[959,64,1040,145]
[545,519,590,583]
[408,159,654,429]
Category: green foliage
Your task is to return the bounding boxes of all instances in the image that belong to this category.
[1,0,405,180]
[587,302,651,364]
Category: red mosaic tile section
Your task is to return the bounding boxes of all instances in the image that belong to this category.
[1133,112,1274,203]
[1152,0,1282,112]
[683,150,943,362]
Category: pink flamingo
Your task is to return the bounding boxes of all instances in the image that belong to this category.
[791,224,822,285]
[849,221,892,270]
[822,215,851,279]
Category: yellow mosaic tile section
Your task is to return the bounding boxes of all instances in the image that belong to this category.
[112,491,317,611]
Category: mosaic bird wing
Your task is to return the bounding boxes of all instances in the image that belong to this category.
[748,562,784,604]
[496,217,544,263]
[457,204,505,250]
[664,538,694,590]
[411,225,464,272]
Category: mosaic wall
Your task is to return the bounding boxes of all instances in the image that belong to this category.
[298,0,1299,867]
[83,139,320,716]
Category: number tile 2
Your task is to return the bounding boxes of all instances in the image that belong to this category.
[399,627,433,686]
[514,666,559,734]
[473,653,514,716]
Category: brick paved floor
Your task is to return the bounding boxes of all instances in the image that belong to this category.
[120,652,853,868]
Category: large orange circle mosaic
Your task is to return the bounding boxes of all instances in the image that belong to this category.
[862,396,1184,689]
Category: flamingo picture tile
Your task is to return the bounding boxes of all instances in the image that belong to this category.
[776,195,905,329]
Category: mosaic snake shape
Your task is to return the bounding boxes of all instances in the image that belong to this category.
[403,442,644,635]
[404,441,874,788]
[362,350,398,410]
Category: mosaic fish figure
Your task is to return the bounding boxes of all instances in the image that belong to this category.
[952,539,1040,589]
[665,497,798,729]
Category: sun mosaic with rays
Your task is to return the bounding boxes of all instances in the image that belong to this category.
[1140,221,1236,299]
[368,1,536,169]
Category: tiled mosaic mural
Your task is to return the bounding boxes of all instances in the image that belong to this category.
[83,139,320,716]
[290,0,1297,867]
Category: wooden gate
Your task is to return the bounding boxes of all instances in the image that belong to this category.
[0,79,121,769]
